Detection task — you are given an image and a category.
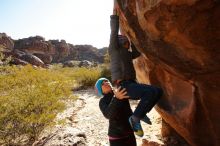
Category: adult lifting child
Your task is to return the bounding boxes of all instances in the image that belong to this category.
[107,1,163,137]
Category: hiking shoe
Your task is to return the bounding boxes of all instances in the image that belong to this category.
[141,115,152,125]
[129,116,144,137]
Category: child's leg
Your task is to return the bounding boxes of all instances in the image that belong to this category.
[145,87,163,112]
[120,80,163,119]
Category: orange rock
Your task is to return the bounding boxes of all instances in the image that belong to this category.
[116,0,220,146]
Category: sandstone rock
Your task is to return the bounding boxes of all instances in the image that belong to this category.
[49,39,70,62]
[142,139,164,146]
[20,53,44,67]
[33,53,53,64]
[14,36,55,54]
[79,60,93,67]
[63,60,94,68]
[67,45,105,63]
[12,49,26,58]
[63,60,81,67]
[1,33,107,65]
[115,0,220,146]
[0,33,14,51]
[11,58,29,66]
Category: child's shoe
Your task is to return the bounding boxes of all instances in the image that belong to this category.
[141,115,152,125]
[129,116,144,137]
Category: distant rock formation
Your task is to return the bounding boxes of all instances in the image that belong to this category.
[61,45,106,63]
[115,0,220,146]
[63,60,96,68]
[0,33,14,51]
[0,33,107,67]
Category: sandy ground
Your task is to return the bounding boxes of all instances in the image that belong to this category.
[35,88,163,146]
[71,88,163,146]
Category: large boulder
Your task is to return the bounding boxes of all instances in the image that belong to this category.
[14,36,55,54]
[33,53,53,64]
[115,0,220,146]
[78,60,94,67]
[11,58,29,66]
[63,60,81,67]
[62,45,105,63]
[63,60,94,68]
[49,39,70,62]
[0,33,14,51]
[20,53,44,67]
[1,33,107,65]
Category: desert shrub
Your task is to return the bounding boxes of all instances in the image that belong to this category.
[100,49,111,80]
[0,52,11,66]
[100,64,111,81]
[0,65,73,145]
[71,67,102,88]
[51,65,103,88]
[0,64,107,145]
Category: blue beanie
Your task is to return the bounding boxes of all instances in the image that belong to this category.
[95,78,110,96]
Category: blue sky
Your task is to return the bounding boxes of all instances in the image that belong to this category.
[0,0,113,48]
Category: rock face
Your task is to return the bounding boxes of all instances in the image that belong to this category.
[0,34,107,66]
[14,36,54,54]
[14,37,106,64]
[0,33,14,51]
[115,0,220,146]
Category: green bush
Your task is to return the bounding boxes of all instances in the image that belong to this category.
[52,65,106,88]
[0,64,108,145]
[53,64,111,88]
[69,67,102,88]
[0,52,11,66]
[0,65,72,145]
[100,64,111,81]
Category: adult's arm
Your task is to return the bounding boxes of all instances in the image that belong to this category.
[99,87,129,119]
[99,95,123,119]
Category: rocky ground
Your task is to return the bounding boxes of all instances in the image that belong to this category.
[34,88,164,146]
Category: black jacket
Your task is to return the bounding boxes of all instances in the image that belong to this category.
[108,15,141,83]
[99,92,133,137]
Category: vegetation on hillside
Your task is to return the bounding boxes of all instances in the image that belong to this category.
[0,52,110,145]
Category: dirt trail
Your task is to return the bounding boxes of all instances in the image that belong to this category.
[35,88,163,146]
[71,88,163,146]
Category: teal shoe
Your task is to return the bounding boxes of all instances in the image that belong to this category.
[129,116,144,137]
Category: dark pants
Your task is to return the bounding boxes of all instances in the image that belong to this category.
[120,80,163,119]
[109,134,136,146]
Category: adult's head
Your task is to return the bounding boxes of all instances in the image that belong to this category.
[118,35,130,49]
[95,78,112,96]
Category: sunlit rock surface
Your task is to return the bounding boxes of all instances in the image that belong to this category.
[116,0,220,146]
[0,33,14,51]
[0,34,107,66]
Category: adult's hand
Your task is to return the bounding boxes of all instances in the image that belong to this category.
[113,86,129,100]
